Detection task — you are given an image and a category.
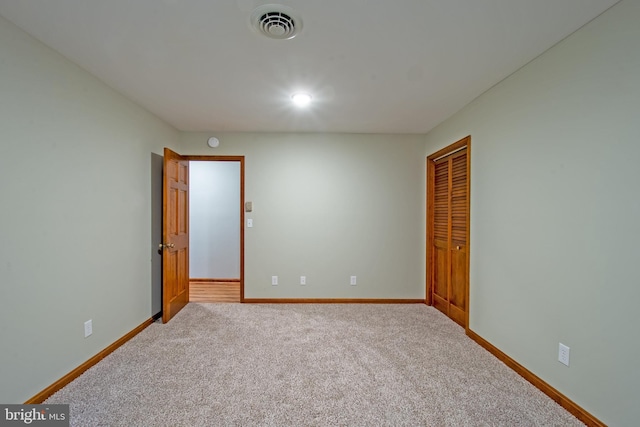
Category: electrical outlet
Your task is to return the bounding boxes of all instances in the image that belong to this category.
[271,276,278,286]
[300,276,306,285]
[84,320,92,338]
[350,276,357,286]
[558,343,570,366]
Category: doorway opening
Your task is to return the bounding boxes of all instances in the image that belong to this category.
[426,136,470,328]
[185,155,245,304]
[188,158,243,303]
[159,149,245,323]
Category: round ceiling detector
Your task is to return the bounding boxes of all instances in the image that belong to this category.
[250,5,302,40]
[207,137,219,148]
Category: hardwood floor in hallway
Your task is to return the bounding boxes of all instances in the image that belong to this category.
[189,281,240,303]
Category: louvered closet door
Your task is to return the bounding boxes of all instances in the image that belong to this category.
[432,148,468,327]
[432,159,450,315]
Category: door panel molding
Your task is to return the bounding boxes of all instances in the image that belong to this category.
[163,148,190,323]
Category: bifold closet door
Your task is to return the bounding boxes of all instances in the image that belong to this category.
[432,148,468,327]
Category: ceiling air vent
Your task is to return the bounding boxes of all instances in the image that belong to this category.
[250,5,302,40]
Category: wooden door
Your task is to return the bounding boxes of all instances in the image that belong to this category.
[162,148,189,323]
[427,137,470,328]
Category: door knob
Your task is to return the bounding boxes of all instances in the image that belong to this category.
[456,246,461,250]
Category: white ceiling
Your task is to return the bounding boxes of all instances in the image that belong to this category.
[0,0,618,134]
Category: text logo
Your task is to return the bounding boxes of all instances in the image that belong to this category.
[0,405,69,427]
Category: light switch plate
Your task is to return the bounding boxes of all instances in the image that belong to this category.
[247,218,253,228]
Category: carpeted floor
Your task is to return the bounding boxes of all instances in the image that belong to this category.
[46,304,584,426]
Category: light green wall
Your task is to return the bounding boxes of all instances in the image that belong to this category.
[181,132,425,299]
[423,1,639,425]
[2,0,635,422]
[0,16,181,402]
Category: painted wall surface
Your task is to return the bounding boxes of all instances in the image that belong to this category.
[189,161,241,279]
[0,16,181,403]
[181,133,425,299]
[423,1,639,425]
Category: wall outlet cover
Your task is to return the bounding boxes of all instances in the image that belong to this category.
[558,343,570,366]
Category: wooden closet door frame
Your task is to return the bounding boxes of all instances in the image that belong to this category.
[426,135,471,328]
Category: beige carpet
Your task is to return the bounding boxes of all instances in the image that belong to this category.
[46,304,583,426]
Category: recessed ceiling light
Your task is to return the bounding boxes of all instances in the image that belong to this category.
[291,92,312,107]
